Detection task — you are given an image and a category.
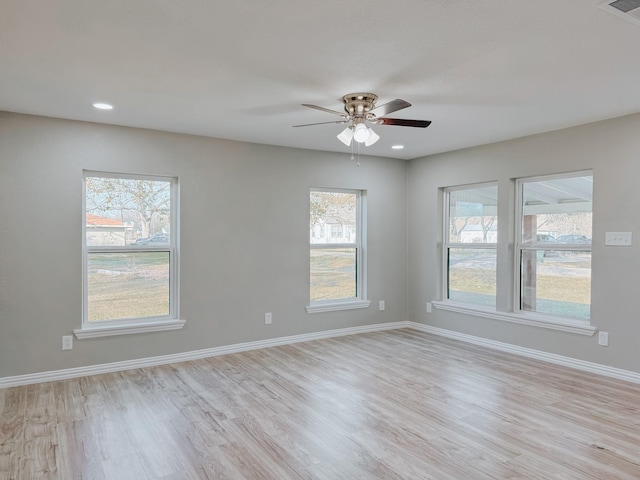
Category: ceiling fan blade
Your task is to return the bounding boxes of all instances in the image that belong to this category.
[293,120,349,127]
[302,104,347,117]
[370,99,411,117]
[376,118,432,128]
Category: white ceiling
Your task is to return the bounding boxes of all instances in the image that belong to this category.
[2,1,640,160]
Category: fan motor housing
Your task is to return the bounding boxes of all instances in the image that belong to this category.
[342,93,378,117]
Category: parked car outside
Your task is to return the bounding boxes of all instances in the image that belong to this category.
[536,234,557,257]
[556,234,591,244]
[133,234,169,245]
[536,234,556,243]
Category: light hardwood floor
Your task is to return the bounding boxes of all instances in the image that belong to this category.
[1,329,639,479]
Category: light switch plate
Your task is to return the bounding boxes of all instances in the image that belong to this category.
[605,232,632,246]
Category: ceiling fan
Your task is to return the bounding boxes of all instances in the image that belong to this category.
[294,92,431,147]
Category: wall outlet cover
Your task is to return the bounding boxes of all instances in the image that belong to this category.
[62,335,73,351]
[598,331,609,346]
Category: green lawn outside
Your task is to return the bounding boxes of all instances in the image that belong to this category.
[310,248,356,301]
[449,251,591,319]
[87,252,169,322]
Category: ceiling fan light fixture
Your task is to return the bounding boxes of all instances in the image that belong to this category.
[298,92,432,148]
[337,127,354,146]
[353,123,370,143]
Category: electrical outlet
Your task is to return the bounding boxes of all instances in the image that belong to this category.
[62,335,73,351]
[265,312,272,325]
[379,300,385,311]
[426,302,432,313]
[598,331,609,346]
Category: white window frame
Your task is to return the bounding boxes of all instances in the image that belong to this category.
[306,188,370,313]
[514,171,593,323]
[441,182,498,309]
[433,174,596,336]
[75,171,185,339]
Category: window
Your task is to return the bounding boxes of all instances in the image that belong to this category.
[78,171,183,338]
[307,189,369,313]
[330,224,343,238]
[517,172,592,321]
[437,171,595,335]
[444,183,498,307]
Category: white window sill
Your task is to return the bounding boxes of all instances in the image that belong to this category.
[306,300,371,314]
[431,301,596,336]
[74,319,186,339]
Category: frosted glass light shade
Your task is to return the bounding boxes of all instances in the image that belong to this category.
[364,128,379,146]
[353,123,370,143]
[337,127,354,146]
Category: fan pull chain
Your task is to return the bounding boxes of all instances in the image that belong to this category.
[347,134,360,166]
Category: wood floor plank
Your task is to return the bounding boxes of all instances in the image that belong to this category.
[55,419,106,480]
[0,386,27,479]
[19,383,58,478]
[1,329,640,479]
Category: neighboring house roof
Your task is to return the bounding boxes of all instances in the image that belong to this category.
[86,213,125,227]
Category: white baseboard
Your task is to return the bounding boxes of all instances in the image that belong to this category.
[0,322,407,389]
[407,322,640,384]
[3,320,638,388]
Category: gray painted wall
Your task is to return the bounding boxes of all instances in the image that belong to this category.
[408,112,640,374]
[3,111,639,379]
[0,112,408,377]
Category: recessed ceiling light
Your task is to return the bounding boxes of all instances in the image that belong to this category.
[93,103,113,110]
[391,145,404,150]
